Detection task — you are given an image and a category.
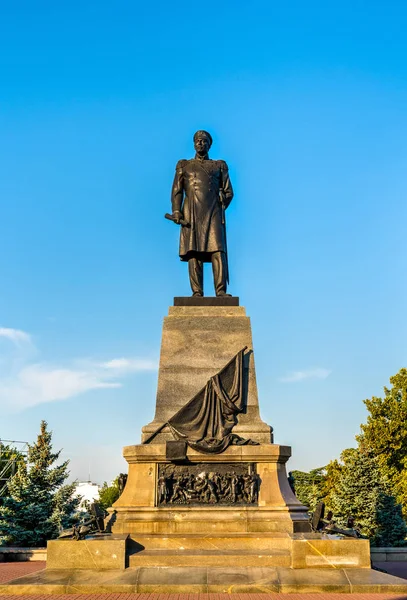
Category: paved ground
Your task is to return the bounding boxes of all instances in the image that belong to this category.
[1,561,407,599]
[0,562,46,584]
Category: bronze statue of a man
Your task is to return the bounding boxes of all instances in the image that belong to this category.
[171,130,234,297]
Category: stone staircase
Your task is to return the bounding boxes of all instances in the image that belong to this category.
[128,532,292,567]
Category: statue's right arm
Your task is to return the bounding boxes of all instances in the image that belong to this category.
[171,160,186,221]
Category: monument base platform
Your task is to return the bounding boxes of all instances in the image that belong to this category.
[46,535,128,570]
[110,443,310,535]
[2,564,407,594]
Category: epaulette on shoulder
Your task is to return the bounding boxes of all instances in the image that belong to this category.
[217,159,227,169]
[176,159,187,169]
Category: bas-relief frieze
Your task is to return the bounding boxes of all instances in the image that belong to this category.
[157,462,259,506]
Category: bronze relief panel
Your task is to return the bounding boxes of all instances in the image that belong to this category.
[157,462,259,506]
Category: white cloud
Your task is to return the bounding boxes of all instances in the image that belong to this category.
[100,358,157,372]
[0,327,32,345]
[279,367,331,383]
[0,327,158,412]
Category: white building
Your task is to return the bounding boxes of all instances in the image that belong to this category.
[74,481,100,510]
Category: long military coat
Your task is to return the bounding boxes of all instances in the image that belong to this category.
[171,156,234,262]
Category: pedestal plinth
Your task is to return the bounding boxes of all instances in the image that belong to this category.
[112,443,310,535]
[47,535,128,570]
[141,301,272,444]
[106,298,369,581]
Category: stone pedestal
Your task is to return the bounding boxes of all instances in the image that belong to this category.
[47,535,128,570]
[118,301,302,538]
[112,444,310,535]
[106,298,374,588]
[109,442,372,575]
[141,301,272,444]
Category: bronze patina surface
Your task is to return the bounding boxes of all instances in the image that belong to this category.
[168,130,233,297]
[157,462,259,506]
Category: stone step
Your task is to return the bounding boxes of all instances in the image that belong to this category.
[128,532,292,552]
[128,548,292,567]
[3,565,407,593]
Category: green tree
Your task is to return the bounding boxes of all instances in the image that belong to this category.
[0,443,25,499]
[291,462,345,513]
[0,421,80,546]
[357,368,407,516]
[329,448,406,546]
[321,458,343,510]
[98,477,120,510]
[290,467,327,510]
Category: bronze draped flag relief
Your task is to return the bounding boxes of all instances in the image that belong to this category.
[144,347,258,452]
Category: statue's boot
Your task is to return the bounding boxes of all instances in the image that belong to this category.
[217,291,232,297]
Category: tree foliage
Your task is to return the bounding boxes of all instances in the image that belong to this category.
[290,468,326,510]
[293,449,406,546]
[290,369,407,546]
[291,460,344,512]
[0,443,25,499]
[0,421,80,546]
[329,448,406,546]
[98,477,120,510]
[357,368,407,516]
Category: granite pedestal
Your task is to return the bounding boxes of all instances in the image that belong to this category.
[107,299,393,588]
[141,301,272,444]
[46,535,128,570]
[111,443,310,536]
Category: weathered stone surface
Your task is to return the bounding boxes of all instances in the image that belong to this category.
[113,462,156,508]
[136,565,207,593]
[122,442,293,464]
[206,566,280,593]
[130,548,291,567]
[127,532,292,551]
[46,535,128,570]
[278,566,352,593]
[141,305,272,444]
[345,567,407,593]
[2,565,407,594]
[112,444,310,535]
[291,536,371,569]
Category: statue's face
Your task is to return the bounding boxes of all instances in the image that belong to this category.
[194,136,210,155]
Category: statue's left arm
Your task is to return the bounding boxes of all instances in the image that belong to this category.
[220,161,234,208]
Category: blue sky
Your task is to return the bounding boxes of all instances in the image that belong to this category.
[1,1,406,483]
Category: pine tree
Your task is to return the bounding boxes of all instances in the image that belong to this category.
[0,443,25,500]
[0,421,80,546]
[329,448,406,546]
[375,492,407,547]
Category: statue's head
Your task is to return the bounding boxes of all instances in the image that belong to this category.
[194,130,212,156]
